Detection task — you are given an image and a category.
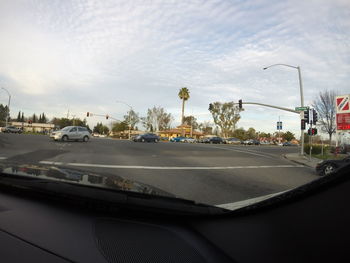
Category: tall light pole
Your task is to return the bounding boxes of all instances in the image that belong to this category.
[116,101,132,139]
[1,87,11,127]
[263,64,305,155]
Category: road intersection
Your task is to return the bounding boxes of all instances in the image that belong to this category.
[0,133,318,205]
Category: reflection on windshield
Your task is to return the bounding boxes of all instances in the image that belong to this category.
[2,164,174,198]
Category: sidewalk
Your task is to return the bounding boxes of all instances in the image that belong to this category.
[284,153,320,168]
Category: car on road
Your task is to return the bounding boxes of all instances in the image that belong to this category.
[243,139,260,145]
[283,142,298,146]
[204,137,224,144]
[182,137,196,143]
[50,126,91,142]
[2,126,23,133]
[133,133,160,142]
[170,136,186,142]
[316,156,350,176]
[225,137,241,144]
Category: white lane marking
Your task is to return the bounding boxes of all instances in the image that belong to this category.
[39,161,304,170]
[0,157,7,160]
[207,145,274,158]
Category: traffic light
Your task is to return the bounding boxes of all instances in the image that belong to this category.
[304,110,309,124]
[87,112,90,117]
[106,115,109,120]
[238,99,242,109]
[208,103,213,111]
[301,119,306,130]
[308,128,318,136]
[313,109,318,124]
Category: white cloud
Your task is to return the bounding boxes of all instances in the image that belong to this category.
[0,0,349,135]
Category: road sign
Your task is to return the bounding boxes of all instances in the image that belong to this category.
[336,113,350,130]
[295,106,309,111]
[277,121,282,130]
[336,95,350,113]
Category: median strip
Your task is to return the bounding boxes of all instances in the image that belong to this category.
[39,161,304,170]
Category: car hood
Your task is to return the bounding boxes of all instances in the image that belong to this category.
[0,162,175,198]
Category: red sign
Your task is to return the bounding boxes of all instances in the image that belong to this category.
[336,95,350,113]
[336,113,350,130]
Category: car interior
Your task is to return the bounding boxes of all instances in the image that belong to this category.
[0,163,349,263]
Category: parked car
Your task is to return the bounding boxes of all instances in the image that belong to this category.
[182,137,196,143]
[50,126,91,142]
[170,136,186,142]
[2,126,23,133]
[283,142,298,146]
[204,137,224,144]
[316,156,350,176]
[133,133,159,142]
[225,138,241,144]
[243,139,260,145]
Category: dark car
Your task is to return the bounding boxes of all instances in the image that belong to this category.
[316,156,350,176]
[133,133,160,142]
[170,136,186,142]
[243,139,260,145]
[283,142,298,146]
[2,126,22,133]
[204,137,224,144]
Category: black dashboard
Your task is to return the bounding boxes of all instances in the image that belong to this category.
[1,164,350,263]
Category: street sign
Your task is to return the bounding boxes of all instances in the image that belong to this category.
[277,121,282,130]
[295,106,309,111]
[336,95,350,113]
[336,113,350,130]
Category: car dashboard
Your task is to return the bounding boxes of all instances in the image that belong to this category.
[0,164,350,263]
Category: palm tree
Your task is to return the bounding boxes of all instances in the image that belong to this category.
[178,87,190,125]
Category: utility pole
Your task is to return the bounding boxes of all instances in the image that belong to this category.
[263,64,305,155]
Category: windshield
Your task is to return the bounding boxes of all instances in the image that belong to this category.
[1,0,349,213]
[61,127,72,131]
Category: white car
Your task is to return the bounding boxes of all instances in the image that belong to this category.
[50,126,91,142]
[182,137,196,143]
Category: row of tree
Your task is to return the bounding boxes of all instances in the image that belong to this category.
[14,111,48,123]
[0,104,9,125]
[51,117,90,130]
[0,106,49,124]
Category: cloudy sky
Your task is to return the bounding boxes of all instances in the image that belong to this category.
[0,0,349,136]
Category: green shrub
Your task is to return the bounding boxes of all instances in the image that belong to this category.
[304,144,324,155]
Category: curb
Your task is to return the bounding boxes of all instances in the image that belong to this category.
[283,154,316,168]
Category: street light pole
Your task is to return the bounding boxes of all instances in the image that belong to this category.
[1,87,11,127]
[116,101,132,140]
[263,64,305,155]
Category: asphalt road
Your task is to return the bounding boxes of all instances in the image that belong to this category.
[0,133,319,206]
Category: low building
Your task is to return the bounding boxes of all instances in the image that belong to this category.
[10,122,55,133]
[158,125,203,139]
[109,130,144,139]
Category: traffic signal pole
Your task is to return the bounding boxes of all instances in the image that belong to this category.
[263,64,305,156]
[239,102,299,113]
[237,101,304,153]
[297,66,305,156]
